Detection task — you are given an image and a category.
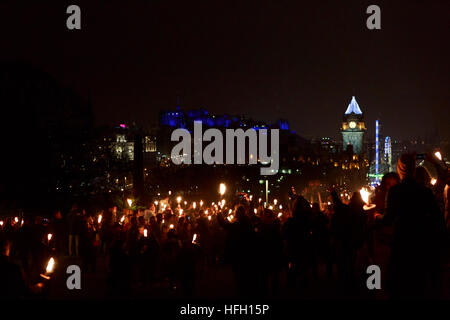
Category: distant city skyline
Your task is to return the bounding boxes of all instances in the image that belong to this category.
[0,1,448,141]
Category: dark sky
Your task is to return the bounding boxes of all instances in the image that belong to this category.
[0,0,448,141]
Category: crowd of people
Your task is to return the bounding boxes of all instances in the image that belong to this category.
[0,152,448,299]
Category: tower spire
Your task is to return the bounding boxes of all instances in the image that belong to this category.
[344,96,363,115]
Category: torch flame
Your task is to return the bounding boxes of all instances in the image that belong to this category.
[192,233,197,244]
[434,151,442,161]
[360,188,370,205]
[200,200,203,207]
[98,215,102,224]
[193,202,196,209]
[169,224,174,229]
[176,196,182,204]
[143,229,148,237]
[431,178,437,185]
[127,199,133,207]
[46,257,55,274]
[219,183,226,196]
[278,212,283,218]
[47,233,53,241]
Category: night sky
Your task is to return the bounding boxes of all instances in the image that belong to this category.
[1,0,448,140]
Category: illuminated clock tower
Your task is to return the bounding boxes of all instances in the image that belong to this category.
[341,96,366,155]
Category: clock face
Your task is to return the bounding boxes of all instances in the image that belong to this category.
[349,121,357,129]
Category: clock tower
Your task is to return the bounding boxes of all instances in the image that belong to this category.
[341,96,366,155]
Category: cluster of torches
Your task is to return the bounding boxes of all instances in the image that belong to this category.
[2,151,446,282]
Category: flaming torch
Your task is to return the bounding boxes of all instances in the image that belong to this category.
[127,199,133,207]
[431,178,437,186]
[40,257,55,280]
[219,183,226,196]
[360,187,376,210]
[434,151,442,161]
[98,214,102,224]
[192,233,198,244]
[143,228,148,238]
